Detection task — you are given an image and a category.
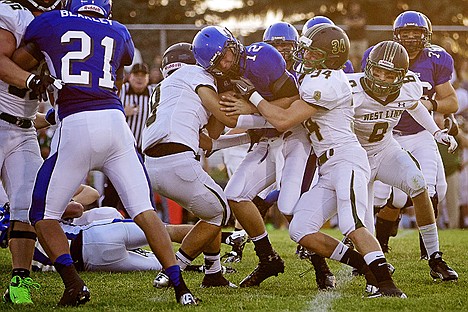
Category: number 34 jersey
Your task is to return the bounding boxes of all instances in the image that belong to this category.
[299,69,357,157]
[23,10,135,120]
[348,71,423,156]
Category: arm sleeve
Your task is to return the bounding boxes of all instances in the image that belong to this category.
[407,101,440,135]
[236,114,273,129]
[212,133,251,150]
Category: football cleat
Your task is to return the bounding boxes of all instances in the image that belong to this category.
[367,281,407,299]
[178,292,199,306]
[239,252,285,287]
[222,230,250,263]
[200,272,238,288]
[2,276,40,304]
[428,252,458,281]
[296,245,336,290]
[153,271,171,288]
[364,263,396,293]
[58,281,90,306]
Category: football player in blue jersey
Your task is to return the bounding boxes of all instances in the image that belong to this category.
[10,0,198,306]
[361,11,459,281]
[263,21,299,73]
[193,25,305,287]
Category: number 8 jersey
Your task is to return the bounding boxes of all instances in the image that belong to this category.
[348,71,423,156]
[23,10,134,120]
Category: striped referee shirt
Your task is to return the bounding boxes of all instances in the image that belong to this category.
[120,82,153,151]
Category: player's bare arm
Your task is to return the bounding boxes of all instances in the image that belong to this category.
[197,85,239,128]
[0,29,32,88]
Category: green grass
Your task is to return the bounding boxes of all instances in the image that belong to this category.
[1,228,467,311]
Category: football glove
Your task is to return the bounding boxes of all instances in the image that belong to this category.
[443,113,459,136]
[26,74,64,102]
[231,77,256,99]
[434,129,458,153]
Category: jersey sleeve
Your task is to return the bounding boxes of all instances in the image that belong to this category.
[250,43,286,87]
[0,5,34,48]
[300,71,345,110]
[115,22,134,67]
[191,66,217,93]
[433,49,454,86]
[23,13,48,44]
[404,70,424,102]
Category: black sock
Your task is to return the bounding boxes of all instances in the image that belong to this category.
[253,236,274,259]
[368,258,392,285]
[54,263,82,289]
[340,249,367,273]
[12,268,30,279]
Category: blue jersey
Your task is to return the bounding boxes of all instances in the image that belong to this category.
[241,42,289,101]
[343,60,354,73]
[24,10,134,120]
[362,45,454,134]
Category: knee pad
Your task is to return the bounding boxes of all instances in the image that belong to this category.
[289,214,318,243]
[387,187,414,210]
[8,221,37,241]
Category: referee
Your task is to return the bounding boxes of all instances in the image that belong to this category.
[122,63,153,154]
[102,63,153,212]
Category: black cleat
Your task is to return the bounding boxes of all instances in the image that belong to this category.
[240,252,285,287]
[201,272,237,288]
[296,245,336,290]
[58,280,90,307]
[429,252,458,281]
[367,280,407,298]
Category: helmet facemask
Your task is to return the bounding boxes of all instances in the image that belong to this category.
[364,60,406,97]
[207,40,242,79]
[293,38,328,74]
[394,27,430,53]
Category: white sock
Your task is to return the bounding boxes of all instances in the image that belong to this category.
[175,250,192,271]
[204,252,221,275]
[419,223,439,257]
[330,242,349,262]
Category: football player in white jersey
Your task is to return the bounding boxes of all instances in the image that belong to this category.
[349,40,458,282]
[364,12,459,260]
[222,24,406,298]
[142,43,239,289]
[0,0,62,304]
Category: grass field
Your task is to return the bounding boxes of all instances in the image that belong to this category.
[0,228,467,311]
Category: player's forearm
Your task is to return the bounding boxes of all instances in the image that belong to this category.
[0,56,32,89]
[434,92,459,114]
[212,133,251,150]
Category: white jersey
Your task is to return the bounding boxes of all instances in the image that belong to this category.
[299,69,357,156]
[141,65,216,153]
[0,2,37,118]
[348,71,423,155]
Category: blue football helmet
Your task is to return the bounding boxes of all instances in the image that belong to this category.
[192,26,244,78]
[0,203,10,248]
[301,16,335,36]
[364,41,409,97]
[17,0,62,12]
[263,22,298,61]
[63,0,112,18]
[393,11,432,53]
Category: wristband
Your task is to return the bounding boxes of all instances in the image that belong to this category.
[429,98,438,112]
[25,73,35,89]
[249,91,265,107]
